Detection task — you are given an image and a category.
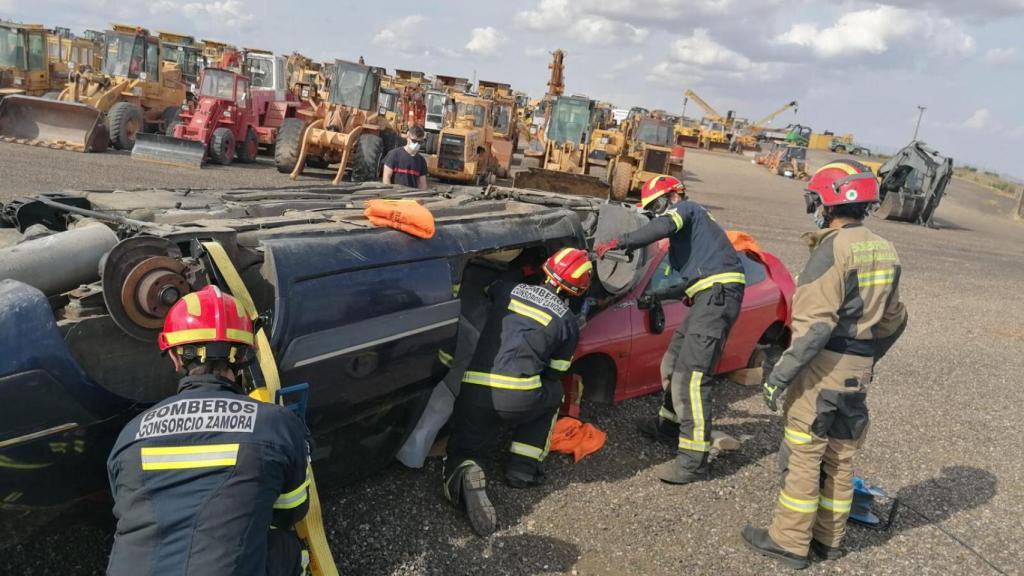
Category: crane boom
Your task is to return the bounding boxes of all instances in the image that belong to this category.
[754,100,798,128]
[547,49,565,97]
[683,89,722,121]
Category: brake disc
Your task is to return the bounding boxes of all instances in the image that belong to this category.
[101,237,187,342]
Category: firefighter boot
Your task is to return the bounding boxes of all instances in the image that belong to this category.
[810,539,844,561]
[635,416,678,448]
[443,460,496,537]
[741,526,810,570]
[655,453,710,485]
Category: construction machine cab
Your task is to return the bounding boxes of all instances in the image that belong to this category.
[0,22,48,95]
[328,59,378,111]
[547,95,593,145]
[102,28,159,81]
[633,118,674,148]
[198,68,249,105]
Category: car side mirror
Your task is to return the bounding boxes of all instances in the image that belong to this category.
[637,294,655,309]
[647,299,665,334]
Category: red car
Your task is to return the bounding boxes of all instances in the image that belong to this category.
[563,237,795,412]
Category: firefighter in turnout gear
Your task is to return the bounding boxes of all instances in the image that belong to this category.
[443,248,592,537]
[107,285,311,576]
[595,176,745,484]
[741,160,908,569]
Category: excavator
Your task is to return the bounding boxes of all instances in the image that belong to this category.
[730,100,798,152]
[514,49,609,198]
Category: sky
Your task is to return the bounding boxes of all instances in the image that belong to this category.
[5,0,1023,178]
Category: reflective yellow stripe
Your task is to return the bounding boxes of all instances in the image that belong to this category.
[687,370,709,450]
[233,297,246,320]
[181,293,201,317]
[684,272,747,298]
[549,358,572,371]
[658,406,679,423]
[542,411,558,460]
[553,247,574,264]
[857,268,895,287]
[666,208,684,232]
[225,328,255,345]
[162,328,218,346]
[678,437,711,452]
[508,299,552,326]
[510,441,545,461]
[438,349,454,367]
[274,468,311,510]
[570,260,593,279]
[784,427,813,445]
[819,496,853,513]
[463,371,542,390]
[141,443,239,470]
[778,491,818,513]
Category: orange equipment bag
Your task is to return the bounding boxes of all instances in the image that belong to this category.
[364,199,436,239]
[550,417,607,463]
[727,230,765,261]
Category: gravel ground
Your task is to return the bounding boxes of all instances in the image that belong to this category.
[1,142,1022,575]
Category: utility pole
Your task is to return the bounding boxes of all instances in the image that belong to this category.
[913,105,926,141]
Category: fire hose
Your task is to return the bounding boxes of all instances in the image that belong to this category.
[201,241,339,576]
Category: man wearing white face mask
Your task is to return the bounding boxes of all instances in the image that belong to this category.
[383,125,429,189]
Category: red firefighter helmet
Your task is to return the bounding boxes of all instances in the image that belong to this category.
[805,160,880,208]
[543,248,593,297]
[158,285,254,362]
[638,175,686,209]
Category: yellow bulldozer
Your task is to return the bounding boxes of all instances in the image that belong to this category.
[605,115,683,200]
[274,58,401,184]
[0,24,187,152]
[514,93,609,197]
[425,91,499,185]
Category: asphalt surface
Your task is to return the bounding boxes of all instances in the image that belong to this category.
[1,142,1022,575]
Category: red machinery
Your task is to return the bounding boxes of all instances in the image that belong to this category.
[132,68,259,168]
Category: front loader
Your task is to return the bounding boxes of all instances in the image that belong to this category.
[513,94,609,198]
[0,21,67,98]
[426,92,498,185]
[478,80,519,178]
[132,67,260,169]
[0,24,186,152]
[605,115,683,200]
[274,59,401,184]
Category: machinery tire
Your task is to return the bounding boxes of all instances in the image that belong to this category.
[834,145,846,153]
[351,132,384,182]
[161,106,181,135]
[210,127,236,165]
[42,91,61,100]
[382,129,401,156]
[305,156,330,169]
[237,126,259,163]
[274,117,306,173]
[107,101,144,151]
[610,161,634,201]
[89,123,110,153]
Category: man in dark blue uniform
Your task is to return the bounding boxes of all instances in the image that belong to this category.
[106,285,310,576]
[443,248,593,537]
[596,176,745,485]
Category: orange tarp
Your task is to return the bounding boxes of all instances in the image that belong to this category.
[364,199,436,239]
[550,417,607,462]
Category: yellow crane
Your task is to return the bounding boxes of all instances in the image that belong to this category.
[731,100,800,153]
[684,88,729,149]
[753,100,798,130]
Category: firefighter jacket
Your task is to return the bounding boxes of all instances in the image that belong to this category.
[768,224,908,389]
[106,374,311,576]
[461,281,579,412]
[617,200,745,299]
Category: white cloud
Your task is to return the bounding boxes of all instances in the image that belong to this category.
[372,15,426,53]
[648,28,783,84]
[671,28,754,70]
[963,108,994,130]
[984,47,1021,64]
[774,6,974,58]
[180,0,253,29]
[465,27,507,56]
[515,0,649,45]
[524,46,550,58]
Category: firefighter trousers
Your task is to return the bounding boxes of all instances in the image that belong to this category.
[656,283,744,470]
[445,383,563,482]
[768,350,873,556]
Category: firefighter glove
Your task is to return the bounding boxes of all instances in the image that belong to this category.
[763,380,784,412]
[594,240,619,259]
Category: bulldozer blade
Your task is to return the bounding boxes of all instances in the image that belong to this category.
[131,132,206,169]
[513,167,610,199]
[0,94,106,152]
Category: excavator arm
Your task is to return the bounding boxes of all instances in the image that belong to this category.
[683,89,722,121]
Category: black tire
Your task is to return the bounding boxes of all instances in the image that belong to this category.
[161,106,181,135]
[88,123,109,153]
[274,117,306,173]
[209,127,235,165]
[42,91,61,100]
[107,101,144,151]
[835,145,846,153]
[351,132,384,182]
[610,161,634,201]
[305,156,330,169]
[382,129,401,156]
[237,126,259,163]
